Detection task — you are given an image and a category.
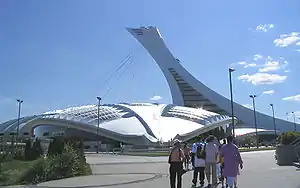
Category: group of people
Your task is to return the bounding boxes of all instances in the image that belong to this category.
[168,135,243,188]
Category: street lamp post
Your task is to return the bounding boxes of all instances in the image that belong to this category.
[12,99,23,158]
[292,112,296,132]
[229,68,235,138]
[16,99,23,140]
[270,104,276,145]
[96,97,101,154]
[250,95,259,148]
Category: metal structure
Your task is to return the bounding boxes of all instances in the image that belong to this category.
[16,99,23,139]
[11,99,23,157]
[250,95,259,148]
[127,26,299,133]
[229,68,235,138]
[270,104,277,144]
[0,103,233,146]
[292,112,297,132]
[96,97,101,153]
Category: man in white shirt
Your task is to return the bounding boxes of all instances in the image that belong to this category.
[205,135,219,188]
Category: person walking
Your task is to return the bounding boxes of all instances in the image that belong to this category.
[192,143,206,187]
[220,135,243,188]
[183,142,191,170]
[168,139,185,188]
[205,135,219,188]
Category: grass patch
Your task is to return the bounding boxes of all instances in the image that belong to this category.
[122,147,276,157]
[0,160,37,186]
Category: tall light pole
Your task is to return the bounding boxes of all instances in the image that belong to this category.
[16,99,23,140]
[12,99,23,158]
[286,112,289,121]
[270,104,276,145]
[292,112,296,132]
[229,68,235,138]
[96,97,101,154]
[250,95,259,148]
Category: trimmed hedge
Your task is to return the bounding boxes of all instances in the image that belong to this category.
[277,131,300,145]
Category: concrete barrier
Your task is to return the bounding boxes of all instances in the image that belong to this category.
[276,145,298,165]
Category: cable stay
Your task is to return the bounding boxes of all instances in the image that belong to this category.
[102,58,135,99]
[97,46,143,97]
[98,53,133,91]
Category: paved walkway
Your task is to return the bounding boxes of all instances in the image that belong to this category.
[6,150,300,188]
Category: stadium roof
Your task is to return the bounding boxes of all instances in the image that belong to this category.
[0,103,233,145]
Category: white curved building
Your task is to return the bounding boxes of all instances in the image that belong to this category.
[0,26,296,146]
[0,103,233,145]
[127,26,298,134]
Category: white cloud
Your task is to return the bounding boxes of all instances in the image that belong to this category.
[238,73,287,85]
[258,60,280,72]
[244,63,257,68]
[255,24,274,32]
[235,55,289,73]
[238,61,247,65]
[274,32,300,47]
[295,49,300,52]
[253,54,263,61]
[282,94,300,101]
[235,60,256,69]
[284,70,291,73]
[262,90,274,95]
[258,58,289,73]
[150,95,162,101]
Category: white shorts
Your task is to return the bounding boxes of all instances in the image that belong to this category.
[227,177,237,186]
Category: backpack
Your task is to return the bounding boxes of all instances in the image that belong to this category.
[168,148,183,164]
[196,144,206,159]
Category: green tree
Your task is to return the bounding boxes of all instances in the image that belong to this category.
[47,137,64,156]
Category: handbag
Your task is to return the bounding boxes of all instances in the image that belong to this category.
[168,148,188,175]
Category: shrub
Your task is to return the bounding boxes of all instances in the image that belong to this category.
[23,139,43,161]
[278,131,300,145]
[14,147,25,161]
[47,137,64,156]
[18,158,46,184]
[19,143,92,184]
[32,139,43,159]
[24,140,32,160]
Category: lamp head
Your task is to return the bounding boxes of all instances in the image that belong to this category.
[229,68,235,72]
[96,97,102,101]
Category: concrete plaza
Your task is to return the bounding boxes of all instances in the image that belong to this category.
[7,150,300,188]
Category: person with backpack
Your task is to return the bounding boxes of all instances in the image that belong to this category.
[205,135,219,188]
[192,143,206,187]
[168,139,186,188]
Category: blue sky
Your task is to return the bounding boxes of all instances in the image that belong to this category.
[0,0,300,123]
